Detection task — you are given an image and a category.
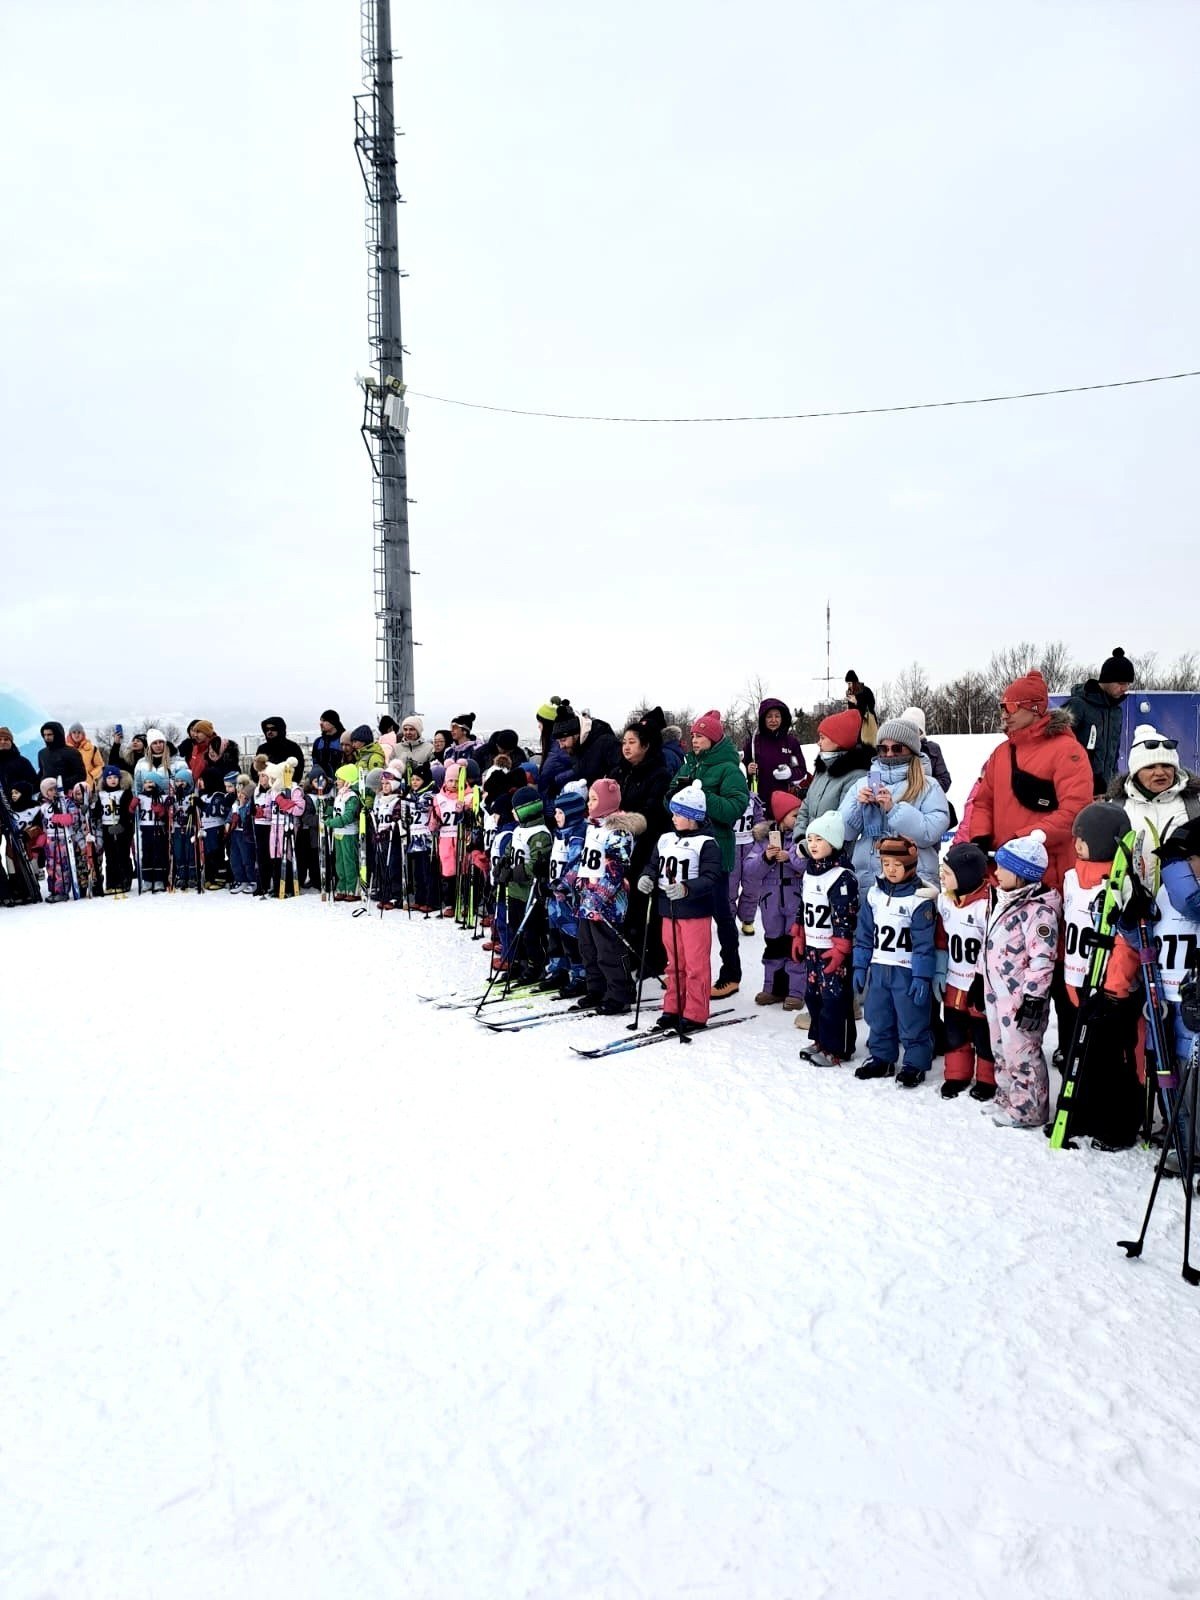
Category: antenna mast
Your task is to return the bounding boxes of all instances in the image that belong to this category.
[354,0,415,717]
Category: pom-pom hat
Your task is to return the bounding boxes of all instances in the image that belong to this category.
[669,781,708,821]
[995,829,1049,881]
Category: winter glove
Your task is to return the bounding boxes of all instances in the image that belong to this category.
[51,813,73,827]
[494,862,512,887]
[933,949,949,1004]
[789,923,806,962]
[1015,993,1049,1034]
[822,937,851,976]
[470,850,489,873]
[664,882,687,901]
[1113,870,1158,941]
[636,875,655,896]
[853,965,869,998]
[511,860,530,888]
[908,976,931,1008]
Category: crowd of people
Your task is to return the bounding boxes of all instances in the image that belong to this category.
[3,651,1199,1154]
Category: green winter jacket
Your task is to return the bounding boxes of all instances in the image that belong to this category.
[668,736,750,871]
[1062,681,1125,795]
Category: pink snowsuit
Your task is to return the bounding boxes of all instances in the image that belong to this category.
[434,762,462,878]
[982,882,1062,1127]
[270,786,305,858]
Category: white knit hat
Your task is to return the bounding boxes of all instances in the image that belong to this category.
[995,828,1048,881]
[899,706,927,736]
[805,810,845,851]
[669,781,707,821]
[1129,724,1180,778]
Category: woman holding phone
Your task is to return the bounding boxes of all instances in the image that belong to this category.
[839,717,950,898]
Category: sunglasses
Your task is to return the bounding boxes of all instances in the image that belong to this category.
[1140,738,1178,752]
[877,742,911,756]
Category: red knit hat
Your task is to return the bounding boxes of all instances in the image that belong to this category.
[691,709,724,744]
[1001,670,1049,714]
[589,777,622,819]
[770,789,801,823]
[818,708,862,748]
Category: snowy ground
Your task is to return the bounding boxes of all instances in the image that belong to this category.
[3,892,1199,1600]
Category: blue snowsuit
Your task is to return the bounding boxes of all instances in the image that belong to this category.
[853,872,939,1071]
[545,815,587,984]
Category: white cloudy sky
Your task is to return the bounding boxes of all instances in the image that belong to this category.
[2,0,1198,741]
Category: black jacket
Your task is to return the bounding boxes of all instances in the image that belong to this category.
[192,738,243,796]
[612,750,671,875]
[37,722,87,788]
[573,717,622,788]
[1062,680,1124,795]
[0,744,38,792]
[255,715,306,781]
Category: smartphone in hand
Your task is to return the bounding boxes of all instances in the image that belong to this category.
[768,829,782,850]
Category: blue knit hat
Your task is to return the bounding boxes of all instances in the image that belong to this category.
[555,786,587,826]
[669,781,707,821]
[101,765,124,785]
[223,770,240,785]
[995,829,1048,882]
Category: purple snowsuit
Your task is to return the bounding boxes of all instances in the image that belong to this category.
[741,698,809,809]
[982,882,1062,1127]
[728,791,766,921]
[750,836,805,999]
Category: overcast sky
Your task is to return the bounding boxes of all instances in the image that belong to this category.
[3,0,1197,742]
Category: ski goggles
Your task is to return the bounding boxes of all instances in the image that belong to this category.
[999,698,1045,714]
[1138,738,1178,751]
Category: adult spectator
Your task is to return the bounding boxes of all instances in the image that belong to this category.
[394,716,434,779]
[839,716,950,898]
[478,727,529,770]
[661,724,686,777]
[311,711,346,781]
[348,724,386,772]
[134,729,188,789]
[378,716,400,758]
[742,698,808,806]
[431,729,452,759]
[844,671,878,745]
[107,730,144,774]
[540,701,588,800]
[898,706,952,794]
[669,711,750,998]
[446,715,481,761]
[613,707,672,977]
[1062,646,1136,795]
[187,721,243,794]
[65,722,105,789]
[1108,723,1200,881]
[176,720,202,767]
[256,716,305,780]
[0,728,38,792]
[967,670,1091,888]
[37,722,87,789]
[792,709,872,840]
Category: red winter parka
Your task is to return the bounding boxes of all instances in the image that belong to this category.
[968,709,1092,889]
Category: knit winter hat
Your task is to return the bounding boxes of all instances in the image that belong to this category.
[876,718,923,757]
[943,842,990,896]
[669,781,708,821]
[817,708,862,749]
[222,770,240,785]
[1129,724,1180,778]
[1072,803,1132,864]
[145,727,167,747]
[536,701,558,724]
[400,714,424,736]
[770,789,801,823]
[192,719,215,740]
[662,725,683,745]
[430,761,445,788]
[624,705,666,749]
[450,713,476,732]
[39,777,58,798]
[1100,646,1136,684]
[691,710,724,744]
[899,706,927,736]
[142,771,169,793]
[349,724,373,745]
[1001,671,1049,715]
[555,786,588,826]
[67,721,85,737]
[513,785,545,824]
[441,760,461,790]
[876,837,918,866]
[235,773,254,791]
[334,763,360,786]
[488,791,514,822]
[320,709,343,730]
[589,777,622,819]
[101,765,124,785]
[552,703,581,740]
[805,810,845,851]
[995,829,1048,881]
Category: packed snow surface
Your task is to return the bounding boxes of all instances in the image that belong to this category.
[3,892,1199,1600]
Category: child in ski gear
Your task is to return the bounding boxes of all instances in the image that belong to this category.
[935,843,995,1100]
[1157,818,1200,1159]
[753,789,806,1008]
[170,770,199,890]
[135,772,170,890]
[251,759,275,896]
[669,711,750,1000]
[840,718,950,901]
[372,766,406,908]
[640,780,722,1031]
[853,837,938,1087]
[330,765,363,900]
[406,770,435,911]
[434,760,465,913]
[229,774,257,892]
[483,789,517,959]
[542,781,589,994]
[729,787,766,934]
[40,778,82,900]
[96,765,134,895]
[792,810,859,1067]
[495,784,552,980]
[1057,804,1142,1148]
[198,775,233,886]
[268,759,305,896]
[71,779,102,895]
[573,779,644,1011]
[982,829,1062,1128]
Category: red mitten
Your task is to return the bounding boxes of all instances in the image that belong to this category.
[470,850,488,872]
[822,937,851,976]
[789,923,806,962]
[51,813,73,827]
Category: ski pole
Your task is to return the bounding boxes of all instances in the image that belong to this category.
[476,880,540,1016]
[627,893,655,1031]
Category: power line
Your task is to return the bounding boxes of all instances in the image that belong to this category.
[408,366,1200,425]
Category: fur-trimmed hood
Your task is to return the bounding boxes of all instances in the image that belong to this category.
[603,809,647,837]
[1108,769,1200,803]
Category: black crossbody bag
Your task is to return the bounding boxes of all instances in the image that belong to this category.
[1009,744,1059,813]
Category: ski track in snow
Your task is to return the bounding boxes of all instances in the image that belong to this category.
[2,894,1199,1599]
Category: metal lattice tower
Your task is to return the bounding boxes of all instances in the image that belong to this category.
[354,0,414,718]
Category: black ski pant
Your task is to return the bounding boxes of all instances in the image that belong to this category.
[578,918,633,1007]
[102,830,133,893]
[712,869,741,982]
